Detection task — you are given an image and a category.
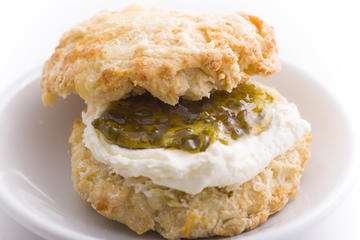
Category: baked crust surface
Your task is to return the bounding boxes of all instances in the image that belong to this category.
[70,121,311,239]
[41,4,280,106]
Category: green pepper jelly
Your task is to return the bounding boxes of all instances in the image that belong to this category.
[92,83,273,153]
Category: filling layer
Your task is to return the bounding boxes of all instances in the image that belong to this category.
[82,85,310,194]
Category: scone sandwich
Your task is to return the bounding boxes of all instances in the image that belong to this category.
[41,4,311,239]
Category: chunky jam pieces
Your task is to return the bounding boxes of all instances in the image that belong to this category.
[92,83,273,153]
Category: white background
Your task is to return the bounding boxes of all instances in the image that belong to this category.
[0,0,359,239]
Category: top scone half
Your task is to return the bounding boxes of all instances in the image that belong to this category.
[41,4,280,106]
[41,4,311,240]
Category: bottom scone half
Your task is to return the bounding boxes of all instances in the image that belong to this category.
[69,82,311,239]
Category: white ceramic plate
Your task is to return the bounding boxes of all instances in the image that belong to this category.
[0,62,354,240]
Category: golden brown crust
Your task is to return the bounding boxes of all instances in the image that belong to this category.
[41,4,280,106]
[70,121,311,239]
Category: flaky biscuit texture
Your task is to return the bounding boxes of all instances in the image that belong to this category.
[41,4,280,106]
[70,120,311,239]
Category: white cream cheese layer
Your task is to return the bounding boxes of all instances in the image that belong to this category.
[82,101,310,194]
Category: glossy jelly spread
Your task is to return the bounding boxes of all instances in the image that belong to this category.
[92,83,273,153]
